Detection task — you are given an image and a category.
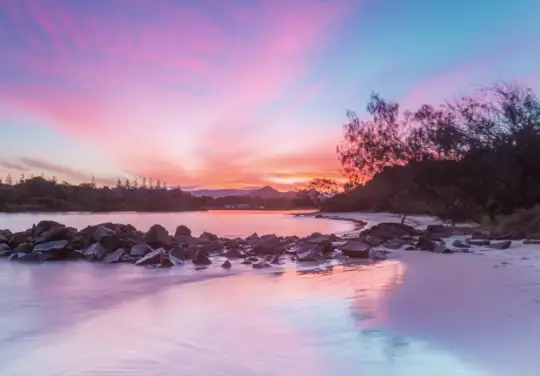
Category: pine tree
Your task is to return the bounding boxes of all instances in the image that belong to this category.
[116,178,123,189]
[41,172,45,178]
[6,173,12,185]
[148,178,153,189]
[142,177,147,189]
[163,182,168,190]
[132,177,138,189]
[51,176,57,184]
[124,178,131,190]
[91,175,96,188]
[156,180,161,190]
[19,173,25,184]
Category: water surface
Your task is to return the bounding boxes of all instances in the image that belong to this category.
[0,210,353,237]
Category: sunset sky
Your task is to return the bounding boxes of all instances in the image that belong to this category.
[1,0,540,190]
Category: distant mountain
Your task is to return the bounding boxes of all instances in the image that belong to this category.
[189,186,297,198]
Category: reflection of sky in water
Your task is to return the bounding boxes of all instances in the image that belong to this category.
[0,260,491,376]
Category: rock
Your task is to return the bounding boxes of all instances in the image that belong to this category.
[135,248,165,266]
[130,243,153,257]
[424,225,475,238]
[199,231,218,242]
[191,249,212,265]
[452,239,471,248]
[221,260,232,269]
[103,248,126,263]
[33,240,69,253]
[84,243,109,260]
[251,236,285,255]
[174,225,192,238]
[143,224,172,246]
[93,226,120,251]
[0,229,12,241]
[383,239,407,249]
[465,239,491,246]
[93,225,115,241]
[18,252,44,262]
[9,231,32,248]
[405,246,415,251]
[8,252,24,261]
[167,253,185,266]
[246,256,259,262]
[121,254,137,263]
[170,245,187,260]
[294,244,324,261]
[416,236,438,251]
[195,266,207,271]
[245,233,259,245]
[488,240,512,250]
[370,249,388,260]
[0,243,12,256]
[241,260,252,265]
[306,235,334,253]
[224,247,244,258]
[361,223,420,243]
[269,254,281,264]
[432,243,447,253]
[252,261,271,269]
[523,239,540,245]
[35,225,76,243]
[341,241,371,258]
[33,220,65,238]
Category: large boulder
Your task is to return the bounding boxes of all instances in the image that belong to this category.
[35,226,76,244]
[130,243,153,257]
[224,247,244,258]
[33,220,65,238]
[170,245,187,260]
[135,248,165,266]
[251,235,285,255]
[103,248,126,263]
[416,236,438,251]
[488,240,512,250]
[0,229,12,243]
[190,249,212,265]
[0,243,12,256]
[84,243,109,260]
[33,240,71,260]
[174,225,192,238]
[360,223,420,246]
[9,231,32,248]
[294,244,324,262]
[199,231,218,243]
[341,241,371,258]
[221,260,232,269]
[143,225,172,246]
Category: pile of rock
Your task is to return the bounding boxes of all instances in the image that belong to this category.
[1,220,517,269]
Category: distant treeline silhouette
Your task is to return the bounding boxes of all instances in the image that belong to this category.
[0,174,313,212]
[323,83,540,222]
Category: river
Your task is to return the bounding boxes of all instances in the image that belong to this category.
[0,211,539,376]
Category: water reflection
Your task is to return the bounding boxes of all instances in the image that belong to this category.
[0,260,489,376]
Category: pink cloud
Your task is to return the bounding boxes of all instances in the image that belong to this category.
[1,0,354,188]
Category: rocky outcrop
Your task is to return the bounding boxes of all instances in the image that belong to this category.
[341,241,371,258]
[144,225,172,247]
[174,225,192,238]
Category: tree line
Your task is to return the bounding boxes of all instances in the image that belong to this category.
[0,174,315,212]
[321,83,540,222]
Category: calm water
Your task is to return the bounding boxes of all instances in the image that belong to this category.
[0,210,353,237]
[0,212,538,375]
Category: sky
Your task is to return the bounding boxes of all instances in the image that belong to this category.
[1,0,540,190]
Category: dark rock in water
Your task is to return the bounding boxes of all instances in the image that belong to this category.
[33,220,64,238]
[84,243,108,260]
[252,261,271,269]
[241,260,252,265]
[245,233,259,245]
[199,231,218,242]
[18,252,43,262]
[294,244,324,261]
[523,239,540,245]
[465,238,490,246]
[0,229,13,243]
[341,241,371,258]
[246,256,259,262]
[167,253,185,266]
[221,260,232,269]
[191,249,212,265]
[370,249,388,260]
[307,234,335,253]
[135,248,165,266]
[0,243,12,256]
[130,243,153,257]
[224,247,244,258]
[170,245,187,260]
[13,242,34,254]
[270,254,280,264]
[360,223,420,245]
[488,240,512,250]
[9,231,32,248]
[144,224,172,246]
[452,239,471,248]
[103,248,125,263]
[252,236,285,255]
[121,254,137,263]
[416,236,438,251]
[174,225,192,238]
[383,239,408,249]
[405,246,415,251]
[33,240,69,253]
[432,243,448,253]
[8,252,24,261]
[35,225,75,244]
[195,266,207,271]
